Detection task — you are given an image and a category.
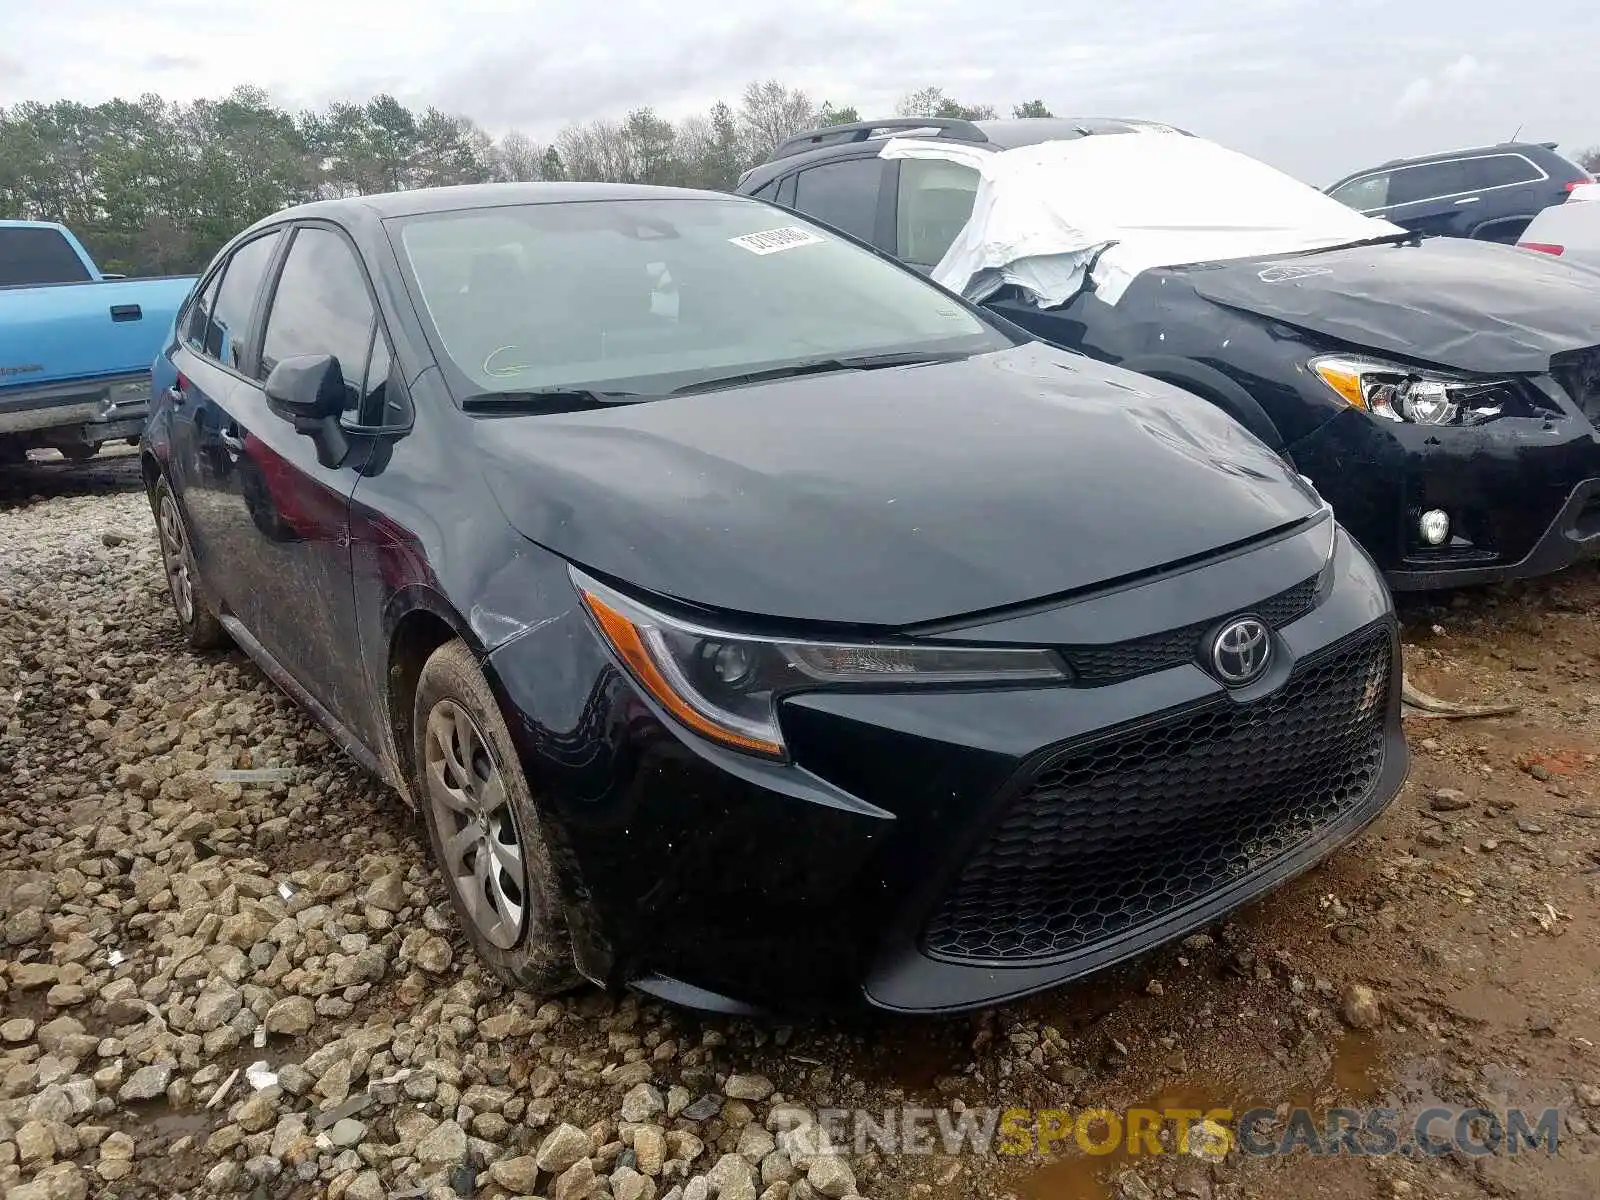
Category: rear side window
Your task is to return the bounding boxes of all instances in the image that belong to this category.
[0,226,93,286]
[897,158,980,267]
[749,178,779,201]
[1387,160,1472,206]
[1467,154,1544,188]
[792,159,884,242]
[206,232,282,371]
[182,272,224,354]
[260,227,376,416]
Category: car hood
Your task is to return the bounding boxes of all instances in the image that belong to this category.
[475,344,1322,626]
[1188,237,1600,375]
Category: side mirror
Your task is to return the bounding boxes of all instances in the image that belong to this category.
[263,354,350,468]
[265,354,346,421]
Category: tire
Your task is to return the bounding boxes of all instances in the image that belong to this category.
[150,476,227,650]
[413,639,579,995]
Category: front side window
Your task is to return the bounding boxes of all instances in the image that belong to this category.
[791,159,883,242]
[897,158,980,266]
[1329,172,1390,211]
[393,197,1006,400]
[357,332,407,427]
[260,227,377,416]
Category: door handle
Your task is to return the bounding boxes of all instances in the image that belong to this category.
[219,430,246,455]
[1456,196,1480,205]
[166,385,185,405]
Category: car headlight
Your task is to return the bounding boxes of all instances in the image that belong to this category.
[573,571,1068,758]
[1309,355,1525,426]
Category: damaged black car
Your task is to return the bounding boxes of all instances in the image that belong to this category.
[143,184,1406,1014]
[739,117,1600,588]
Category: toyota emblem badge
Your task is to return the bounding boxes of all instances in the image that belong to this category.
[1211,617,1271,685]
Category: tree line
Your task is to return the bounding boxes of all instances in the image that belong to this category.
[6,81,1593,279]
[0,83,1051,276]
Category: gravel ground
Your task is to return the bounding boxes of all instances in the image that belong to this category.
[2,449,1598,1200]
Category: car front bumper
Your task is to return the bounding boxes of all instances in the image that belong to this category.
[1289,396,1600,590]
[485,520,1406,1014]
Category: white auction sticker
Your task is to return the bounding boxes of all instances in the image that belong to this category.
[729,226,826,255]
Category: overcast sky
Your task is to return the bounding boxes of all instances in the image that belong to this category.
[4,0,1597,183]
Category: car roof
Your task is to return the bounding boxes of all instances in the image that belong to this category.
[740,116,1186,191]
[1328,141,1573,187]
[260,182,741,226]
[1372,141,1563,169]
[972,116,1180,148]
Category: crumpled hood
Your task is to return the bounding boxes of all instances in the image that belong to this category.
[475,344,1321,626]
[1189,237,1600,375]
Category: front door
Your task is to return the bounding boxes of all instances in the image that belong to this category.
[223,223,388,736]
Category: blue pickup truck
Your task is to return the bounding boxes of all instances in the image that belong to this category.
[1,220,195,462]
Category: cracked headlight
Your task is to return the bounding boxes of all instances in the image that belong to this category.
[573,570,1068,759]
[1310,355,1527,426]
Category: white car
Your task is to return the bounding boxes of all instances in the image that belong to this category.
[1518,183,1600,271]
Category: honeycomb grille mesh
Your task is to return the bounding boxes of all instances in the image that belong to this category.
[923,623,1393,964]
[1063,576,1319,686]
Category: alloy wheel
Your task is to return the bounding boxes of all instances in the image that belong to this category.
[157,493,196,624]
[423,699,528,949]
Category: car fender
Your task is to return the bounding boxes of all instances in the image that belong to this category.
[1117,354,1285,451]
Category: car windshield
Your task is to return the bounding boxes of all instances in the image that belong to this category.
[391,196,1007,399]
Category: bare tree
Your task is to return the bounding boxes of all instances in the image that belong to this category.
[554,119,632,182]
[493,130,544,182]
[738,80,817,162]
[896,87,996,121]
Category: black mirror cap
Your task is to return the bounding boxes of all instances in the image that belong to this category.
[264,354,345,423]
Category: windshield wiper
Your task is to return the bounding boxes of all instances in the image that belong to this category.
[670,350,970,396]
[1302,231,1421,256]
[461,388,648,412]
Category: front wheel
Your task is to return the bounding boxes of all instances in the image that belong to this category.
[413,640,580,995]
[151,476,226,649]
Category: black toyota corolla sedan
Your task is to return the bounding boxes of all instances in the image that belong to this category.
[143,183,1406,1014]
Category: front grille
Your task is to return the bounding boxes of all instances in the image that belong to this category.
[1062,575,1319,686]
[1552,346,1600,428]
[923,623,1393,964]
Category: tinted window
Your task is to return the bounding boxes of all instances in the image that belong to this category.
[182,271,223,354]
[750,178,778,201]
[0,227,92,286]
[1387,160,1472,206]
[261,228,376,415]
[897,158,979,266]
[357,332,405,428]
[792,159,883,242]
[206,232,282,371]
[1468,154,1544,188]
[1329,173,1389,211]
[396,198,1003,398]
